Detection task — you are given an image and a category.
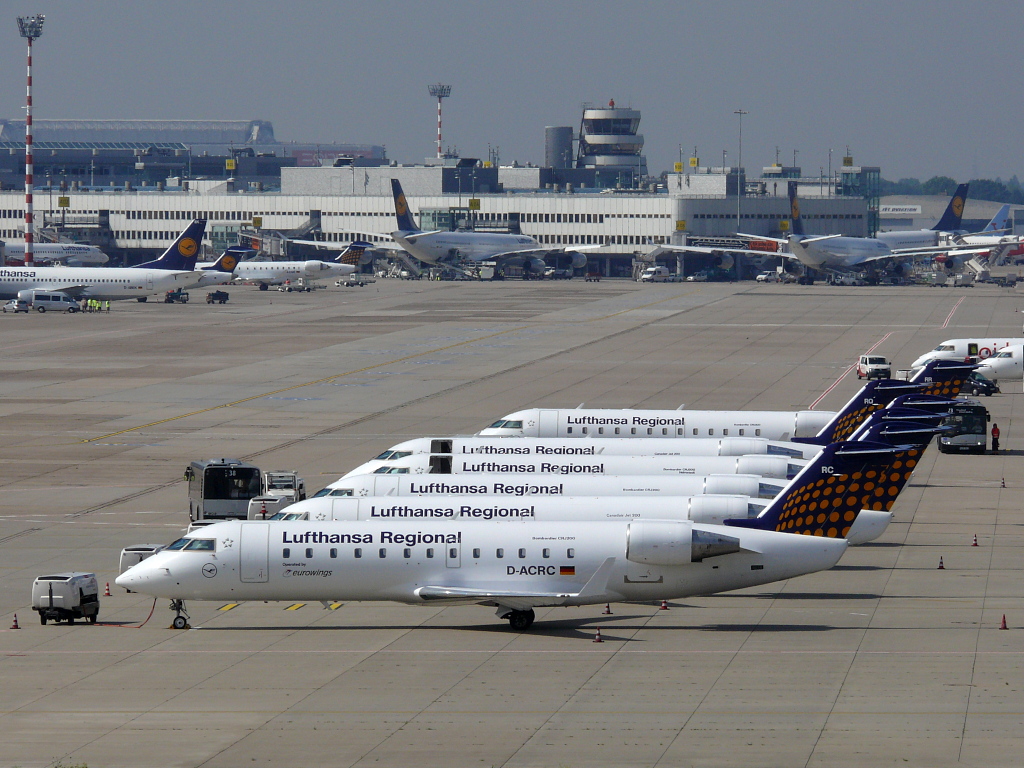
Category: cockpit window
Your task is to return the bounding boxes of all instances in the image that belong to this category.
[936,344,955,352]
[372,450,412,461]
[166,537,189,550]
[374,467,410,474]
[995,351,1012,358]
[182,538,216,551]
[503,421,523,429]
[330,489,354,496]
[487,420,508,429]
[312,488,331,498]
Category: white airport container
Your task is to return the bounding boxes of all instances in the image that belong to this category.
[119,545,165,576]
[31,572,100,625]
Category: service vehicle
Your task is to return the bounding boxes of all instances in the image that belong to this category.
[164,289,189,303]
[20,290,81,313]
[2,298,30,313]
[32,572,99,624]
[856,354,891,380]
[185,458,262,521]
[638,265,674,282]
[964,371,999,397]
[247,496,289,519]
[261,470,306,503]
[755,271,780,283]
[206,290,229,304]
[937,401,990,454]
[685,271,708,282]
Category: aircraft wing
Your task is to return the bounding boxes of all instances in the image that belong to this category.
[415,557,618,609]
[35,283,91,297]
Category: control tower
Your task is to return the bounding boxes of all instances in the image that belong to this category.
[575,99,647,185]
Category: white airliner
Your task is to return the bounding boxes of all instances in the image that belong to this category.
[117,442,904,630]
[911,338,1024,368]
[975,345,1023,381]
[478,362,971,442]
[874,184,970,250]
[387,180,596,275]
[2,241,108,267]
[229,249,358,290]
[0,219,206,301]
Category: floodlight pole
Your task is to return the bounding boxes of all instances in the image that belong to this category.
[734,109,748,231]
[18,14,45,266]
[428,84,452,159]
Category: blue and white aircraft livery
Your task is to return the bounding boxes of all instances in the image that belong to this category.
[2,241,108,267]
[0,219,206,301]
[388,180,594,275]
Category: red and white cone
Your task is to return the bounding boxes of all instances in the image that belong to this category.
[1000,614,1009,630]
[260,499,268,519]
[660,600,669,610]
[602,603,612,615]
[1002,478,1006,488]
[10,613,20,630]
[938,557,945,570]
[972,535,979,547]
[593,627,603,643]
[104,582,112,596]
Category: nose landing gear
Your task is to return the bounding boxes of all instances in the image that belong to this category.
[170,599,190,629]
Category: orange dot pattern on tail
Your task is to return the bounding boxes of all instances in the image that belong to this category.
[919,375,966,398]
[829,403,886,442]
[774,448,920,537]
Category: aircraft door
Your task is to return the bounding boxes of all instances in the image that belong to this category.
[146,272,154,290]
[446,541,461,568]
[239,523,269,583]
[539,409,558,436]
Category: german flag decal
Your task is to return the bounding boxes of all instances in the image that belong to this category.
[560,566,575,576]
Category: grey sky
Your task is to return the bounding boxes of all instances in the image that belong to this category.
[2,1,1020,181]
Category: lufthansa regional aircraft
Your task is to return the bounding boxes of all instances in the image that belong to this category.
[118,442,903,630]
[387,180,597,275]
[0,219,206,301]
[478,361,971,442]
[2,241,108,267]
[219,243,360,290]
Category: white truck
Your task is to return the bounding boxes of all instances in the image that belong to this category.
[32,572,100,625]
[638,265,677,282]
[246,470,306,518]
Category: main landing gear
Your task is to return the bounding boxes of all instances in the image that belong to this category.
[499,608,535,631]
[170,599,190,629]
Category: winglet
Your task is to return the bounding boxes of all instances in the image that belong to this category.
[932,183,969,232]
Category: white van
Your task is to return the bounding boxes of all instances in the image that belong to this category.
[856,355,891,380]
[18,290,80,313]
[639,266,674,282]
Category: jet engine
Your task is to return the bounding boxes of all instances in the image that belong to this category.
[523,256,547,275]
[565,251,588,270]
[626,520,742,565]
[715,252,734,270]
[685,495,755,525]
[303,260,330,274]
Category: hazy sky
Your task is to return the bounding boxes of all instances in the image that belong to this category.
[1,1,1020,181]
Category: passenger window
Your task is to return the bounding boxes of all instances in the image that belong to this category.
[354,548,362,558]
[755,429,761,436]
[449,547,458,559]
[677,428,683,436]
[305,548,313,558]
[647,428,653,435]
[330,548,337,558]
[582,427,588,435]
[614,427,620,435]
[693,428,698,435]
[566,427,573,434]
[404,548,411,558]
[426,548,434,558]
[723,429,728,436]
[709,429,714,436]
[378,548,386,558]
[473,548,481,558]
[662,428,668,435]
[283,548,290,558]
[631,427,637,435]
[567,548,575,558]
[739,429,745,435]
[542,548,550,558]
[598,427,604,435]
[496,548,504,558]
[518,548,526,558]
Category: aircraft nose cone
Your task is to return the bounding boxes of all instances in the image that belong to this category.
[115,570,139,590]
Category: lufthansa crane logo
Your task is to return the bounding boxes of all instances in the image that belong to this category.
[951,197,964,217]
[178,238,198,257]
[220,254,238,271]
[202,563,218,578]
[791,199,801,221]
[396,194,408,216]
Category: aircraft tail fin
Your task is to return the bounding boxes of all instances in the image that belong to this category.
[796,379,925,445]
[391,179,420,233]
[202,246,250,273]
[932,183,969,231]
[983,204,1011,233]
[337,240,374,266]
[787,181,805,236]
[725,441,907,538]
[137,219,207,270]
[909,359,974,398]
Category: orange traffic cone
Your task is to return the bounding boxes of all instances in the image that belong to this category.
[1002,478,1006,488]
[593,627,603,643]
[938,557,945,570]
[1000,614,1008,630]
[10,613,20,630]
[972,535,978,547]
[602,603,612,615]
[260,499,268,519]
[104,582,112,596]
[660,600,669,610]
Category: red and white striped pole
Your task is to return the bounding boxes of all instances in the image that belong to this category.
[427,84,451,160]
[18,15,45,268]
[436,96,442,159]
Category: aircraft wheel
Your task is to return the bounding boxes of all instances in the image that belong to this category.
[36,305,46,313]
[172,615,188,630]
[507,609,535,631]
[259,283,269,291]
[88,614,97,624]
[39,614,46,625]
